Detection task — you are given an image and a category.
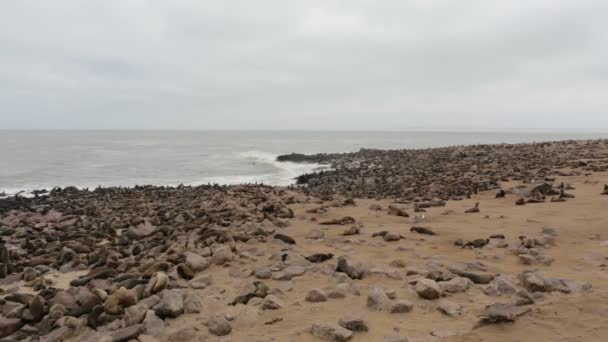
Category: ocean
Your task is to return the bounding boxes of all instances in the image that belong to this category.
[1,130,606,196]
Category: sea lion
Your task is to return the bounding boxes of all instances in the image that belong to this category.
[465,202,480,213]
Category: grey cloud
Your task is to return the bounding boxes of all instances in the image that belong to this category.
[0,0,607,130]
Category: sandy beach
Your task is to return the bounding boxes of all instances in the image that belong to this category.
[1,140,608,341]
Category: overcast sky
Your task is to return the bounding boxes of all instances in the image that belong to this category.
[1,0,607,131]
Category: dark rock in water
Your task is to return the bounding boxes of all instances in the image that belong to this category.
[306,253,334,263]
[495,190,506,198]
[320,216,356,225]
[410,226,437,235]
[276,153,329,163]
[273,233,296,245]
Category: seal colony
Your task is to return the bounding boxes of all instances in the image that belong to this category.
[1,139,608,341]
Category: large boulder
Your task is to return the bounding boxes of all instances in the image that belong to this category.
[310,322,353,341]
[208,314,232,336]
[336,256,367,280]
[448,262,494,284]
[415,279,442,300]
[154,291,184,318]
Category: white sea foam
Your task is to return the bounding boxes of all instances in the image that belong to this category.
[195,150,330,186]
[0,150,329,196]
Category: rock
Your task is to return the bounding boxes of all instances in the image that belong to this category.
[487,237,508,248]
[306,229,325,239]
[210,245,233,265]
[327,288,347,299]
[184,293,202,314]
[184,252,210,272]
[437,300,464,317]
[166,327,197,341]
[154,291,184,318]
[272,266,306,281]
[231,281,269,305]
[320,217,356,225]
[336,256,367,280]
[367,285,391,310]
[188,273,213,289]
[143,311,164,337]
[478,303,531,324]
[254,268,272,279]
[438,277,472,293]
[369,204,383,210]
[124,304,148,326]
[415,279,442,300]
[388,205,409,217]
[310,322,353,341]
[512,290,535,306]
[306,289,328,303]
[338,313,369,332]
[517,270,590,294]
[341,226,360,236]
[389,259,407,268]
[390,300,413,314]
[383,232,401,242]
[483,274,519,296]
[448,262,495,284]
[262,295,284,310]
[537,255,555,266]
[208,314,232,336]
[518,254,536,265]
[110,324,145,342]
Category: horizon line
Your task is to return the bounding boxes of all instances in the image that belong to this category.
[2,128,608,134]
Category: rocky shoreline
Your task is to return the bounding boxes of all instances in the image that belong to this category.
[281,139,608,200]
[1,139,608,341]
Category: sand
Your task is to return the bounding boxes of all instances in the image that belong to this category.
[2,170,608,341]
[130,170,608,341]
